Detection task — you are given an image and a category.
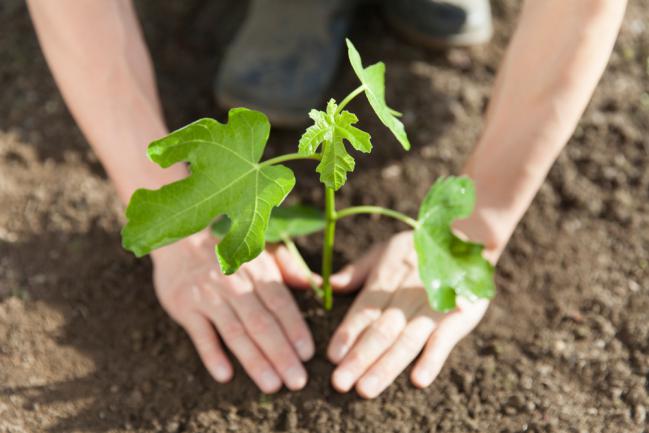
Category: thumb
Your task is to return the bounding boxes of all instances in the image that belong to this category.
[271,244,322,290]
[330,243,385,293]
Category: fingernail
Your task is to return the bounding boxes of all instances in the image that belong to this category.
[213,364,231,382]
[295,338,314,361]
[333,369,354,392]
[359,374,379,397]
[414,369,431,387]
[330,273,349,287]
[285,366,308,390]
[260,370,281,393]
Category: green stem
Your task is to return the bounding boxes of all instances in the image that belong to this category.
[260,152,321,167]
[335,206,418,228]
[321,187,336,310]
[336,85,366,113]
[282,237,323,299]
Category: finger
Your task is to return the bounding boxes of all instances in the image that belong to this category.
[198,286,282,394]
[182,313,233,383]
[329,243,384,292]
[331,288,423,393]
[410,300,488,388]
[271,244,322,290]
[410,327,459,388]
[331,308,407,393]
[224,272,308,391]
[356,310,437,399]
[248,261,315,361]
[327,251,409,364]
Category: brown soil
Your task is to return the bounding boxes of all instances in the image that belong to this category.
[2,1,649,432]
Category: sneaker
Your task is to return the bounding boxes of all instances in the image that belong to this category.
[215,0,356,128]
[383,0,493,48]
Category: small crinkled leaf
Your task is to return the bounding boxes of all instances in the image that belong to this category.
[211,205,324,243]
[122,108,295,275]
[413,176,495,312]
[318,136,356,190]
[334,110,372,153]
[346,39,411,151]
[298,110,329,155]
[298,99,372,190]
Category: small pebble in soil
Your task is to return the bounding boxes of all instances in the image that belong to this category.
[420,145,436,159]
[447,48,472,70]
[633,404,646,425]
[165,420,180,433]
[628,280,640,292]
[553,340,566,353]
[381,163,402,180]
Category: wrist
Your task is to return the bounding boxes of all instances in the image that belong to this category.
[150,228,213,264]
[455,157,521,262]
[453,207,509,264]
[110,155,188,205]
[456,130,562,262]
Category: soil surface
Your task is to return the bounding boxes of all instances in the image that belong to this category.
[2,1,649,432]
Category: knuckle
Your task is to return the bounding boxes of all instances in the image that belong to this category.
[359,308,382,324]
[193,335,216,354]
[249,359,273,378]
[399,330,423,353]
[335,328,354,347]
[245,311,275,335]
[222,280,245,297]
[220,319,247,341]
[370,321,399,344]
[199,284,225,307]
[264,293,293,314]
[346,349,369,367]
[159,288,191,317]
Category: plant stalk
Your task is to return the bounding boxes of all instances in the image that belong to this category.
[321,187,337,310]
[260,152,321,167]
[337,85,366,113]
[282,236,323,299]
[335,205,419,228]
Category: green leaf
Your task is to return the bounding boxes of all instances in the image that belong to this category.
[121,108,295,275]
[413,176,495,312]
[345,39,411,151]
[210,215,232,239]
[298,99,372,190]
[264,204,326,242]
[211,204,325,243]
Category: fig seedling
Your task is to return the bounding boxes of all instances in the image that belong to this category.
[122,40,495,312]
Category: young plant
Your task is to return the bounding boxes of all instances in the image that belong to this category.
[122,40,495,312]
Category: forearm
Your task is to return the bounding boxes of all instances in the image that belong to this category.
[456,0,627,256]
[27,0,185,204]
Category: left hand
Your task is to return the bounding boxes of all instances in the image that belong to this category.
[327,231,495,399]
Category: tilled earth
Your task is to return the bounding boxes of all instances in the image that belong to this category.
[1,1,649,432]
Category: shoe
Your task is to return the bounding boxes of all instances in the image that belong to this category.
[383,0,493,48]
[215,0,355,128]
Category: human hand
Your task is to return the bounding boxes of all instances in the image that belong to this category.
[327,231,497,399]
[150,229,315,393]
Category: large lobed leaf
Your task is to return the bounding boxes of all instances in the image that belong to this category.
[414,176,495,312]
[346,39,411,151]
[212,204,325,243]
[298,99,372,190]
[122,108,295,274]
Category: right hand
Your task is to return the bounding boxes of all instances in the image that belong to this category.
[150,229,315,393]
